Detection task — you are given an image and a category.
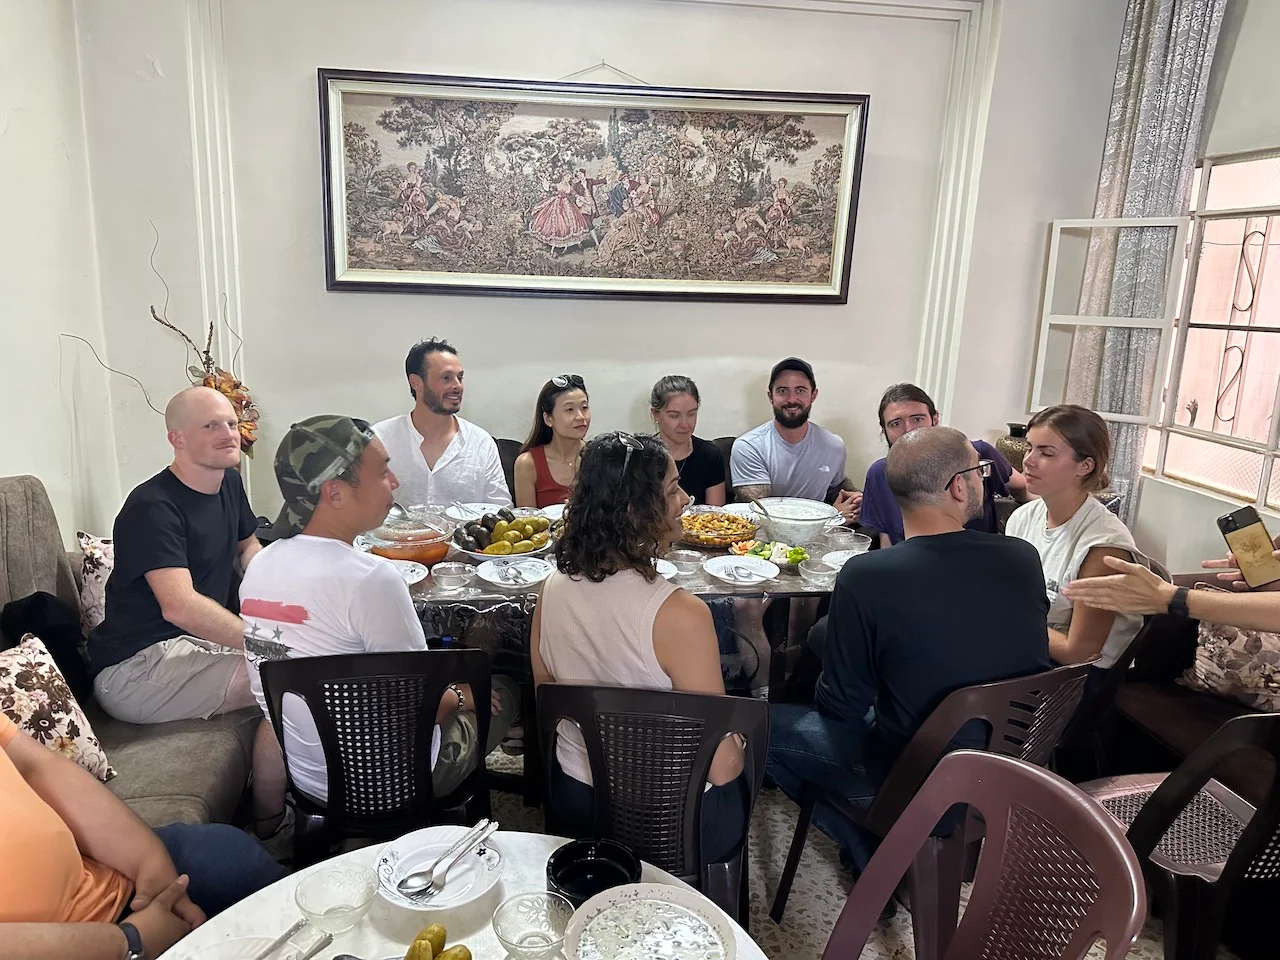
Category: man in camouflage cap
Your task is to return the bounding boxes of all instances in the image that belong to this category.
[241,415,517,839]
[271,415,383,539]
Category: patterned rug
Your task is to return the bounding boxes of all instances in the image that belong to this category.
[486,759,1239,960]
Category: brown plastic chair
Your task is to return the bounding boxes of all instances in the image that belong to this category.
[536,683,769,928]
[770,662,1090,960]
[1081,712,1280,960]
[823,750,1147,960]
[259,648,492,866]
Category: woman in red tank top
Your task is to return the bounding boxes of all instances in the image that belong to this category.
[513,375,591,508]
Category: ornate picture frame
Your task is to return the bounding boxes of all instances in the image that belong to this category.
[320,69,868,303]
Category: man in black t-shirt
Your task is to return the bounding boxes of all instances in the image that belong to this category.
[765,427,1051,874]
[89,387,287,846]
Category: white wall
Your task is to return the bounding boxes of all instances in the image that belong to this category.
[0,0,119,540]
[1134,476,1280,573]
[62,0,1131,522]
[1203,0,1280,157]
[950,0,1128,443]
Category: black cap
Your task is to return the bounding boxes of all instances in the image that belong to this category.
[769,357,816,391]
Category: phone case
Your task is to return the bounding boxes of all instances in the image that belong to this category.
[1224,522,1280,588]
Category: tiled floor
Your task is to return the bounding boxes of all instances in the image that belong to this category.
[488,767,1239,960]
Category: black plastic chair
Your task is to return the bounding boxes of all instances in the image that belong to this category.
[770,662,1091,960]
[825,751,1147,960]
[712,436,736,501]
[1081,713,1280,960]
[1055,558,1175,782]
[259,649,492,866]
[536,683,769,928]
[496,438,521,499]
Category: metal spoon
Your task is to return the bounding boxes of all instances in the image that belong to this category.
[751,499,776,520]
[387,502,411,522]
[397,818,491,895]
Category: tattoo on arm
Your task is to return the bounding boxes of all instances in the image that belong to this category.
[734,484,773,503]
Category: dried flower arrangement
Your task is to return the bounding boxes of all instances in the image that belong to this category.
[150,305,260,456]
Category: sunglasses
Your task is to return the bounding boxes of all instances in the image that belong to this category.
[616,431,643,476]
[552,374,586,390]
[945,459,993,491]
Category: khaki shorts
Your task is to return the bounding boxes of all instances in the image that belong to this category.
[93,636,246,724]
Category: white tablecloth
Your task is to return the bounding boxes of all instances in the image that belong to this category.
[160,830,765,959]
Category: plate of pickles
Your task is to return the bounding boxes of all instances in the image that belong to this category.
[451,507,554,560]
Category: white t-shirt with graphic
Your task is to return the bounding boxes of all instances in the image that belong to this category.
[1005,495,1143,669]
[730,421,847,502]
[240,535,439,802]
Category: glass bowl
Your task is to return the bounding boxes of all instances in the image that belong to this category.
[799,558,837,588]
[819,528,872,553]
[492,891,574,959]
[294,865,376,934]
[663,549,705,576]
[431,561,475,591]
[363,511,454,567]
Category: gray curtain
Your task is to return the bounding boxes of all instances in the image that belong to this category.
[1064,0,1227,522]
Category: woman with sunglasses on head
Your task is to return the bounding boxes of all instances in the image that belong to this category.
[649,376,726,506]
[1005,404,1143,689]
[531,432,749,863]
[513,375,591,508]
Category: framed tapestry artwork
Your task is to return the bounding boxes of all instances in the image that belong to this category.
[319,69,869,303]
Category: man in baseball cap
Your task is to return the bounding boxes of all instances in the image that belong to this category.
[241,415,517,844]
[270,415,383,539]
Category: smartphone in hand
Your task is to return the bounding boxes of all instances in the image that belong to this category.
[1217,506,1280,589]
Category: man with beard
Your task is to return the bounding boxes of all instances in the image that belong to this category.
[374,338,511,507]
[89,386,288,850]
[730,357,862,523]
[860,383,1029,548]
[765,428,1050,883]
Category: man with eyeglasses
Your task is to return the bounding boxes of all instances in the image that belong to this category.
[766,427,1050,881]
[373,338,512,508]
[859,383,1029,548]
[731,357,862,522]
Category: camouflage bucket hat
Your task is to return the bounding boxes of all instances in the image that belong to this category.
[271,415,375,538]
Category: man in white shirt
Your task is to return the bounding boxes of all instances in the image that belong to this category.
[241,415,517,810]
[731,357,862,523]
[373,338,512,508]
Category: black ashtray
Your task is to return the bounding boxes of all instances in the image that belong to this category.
[546,837,642,908]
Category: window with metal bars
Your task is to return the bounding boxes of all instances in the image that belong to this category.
[1143,152,1280,508]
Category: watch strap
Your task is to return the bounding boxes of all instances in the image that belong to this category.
[1168,585,1191,618]
[118,921,145,960]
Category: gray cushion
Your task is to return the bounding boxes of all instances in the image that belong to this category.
[89,704,261,827]
[0,475,79,641]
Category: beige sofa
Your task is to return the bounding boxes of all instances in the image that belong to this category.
[0,474,259,827]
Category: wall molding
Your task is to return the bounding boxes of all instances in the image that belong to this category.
[181,0,999,428]
[650,0,1001,417]
[184,0,250,476]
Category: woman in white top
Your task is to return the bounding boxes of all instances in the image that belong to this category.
[1005,405,1143,685]
[531,431,748,863]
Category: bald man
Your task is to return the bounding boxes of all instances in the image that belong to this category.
[765,427,1051,880]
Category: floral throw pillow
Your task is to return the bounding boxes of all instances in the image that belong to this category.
[1179,585,1280,712]
[0,635,116,780]
[76,531,114,634]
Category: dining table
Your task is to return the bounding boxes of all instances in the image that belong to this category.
[159,830,767,960]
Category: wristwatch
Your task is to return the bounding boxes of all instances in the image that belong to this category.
[448,683,465,710]
[118,921,145,960]
[1167,585,1191,618]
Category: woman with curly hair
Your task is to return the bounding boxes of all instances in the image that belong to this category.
[530,431,749,863]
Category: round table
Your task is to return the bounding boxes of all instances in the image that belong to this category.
[160,831,766,959]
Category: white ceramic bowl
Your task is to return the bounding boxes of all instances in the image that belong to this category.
[375,825,504,913]
[703,554,780,587]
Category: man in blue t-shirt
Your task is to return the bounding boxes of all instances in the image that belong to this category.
[859,383,1030,548]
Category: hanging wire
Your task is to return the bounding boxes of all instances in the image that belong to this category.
[556,60,651,85]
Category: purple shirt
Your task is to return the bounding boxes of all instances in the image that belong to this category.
[860,439,1013,545]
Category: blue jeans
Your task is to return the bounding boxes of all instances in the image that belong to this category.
[765,703,882,872]
[154,823,289,917]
